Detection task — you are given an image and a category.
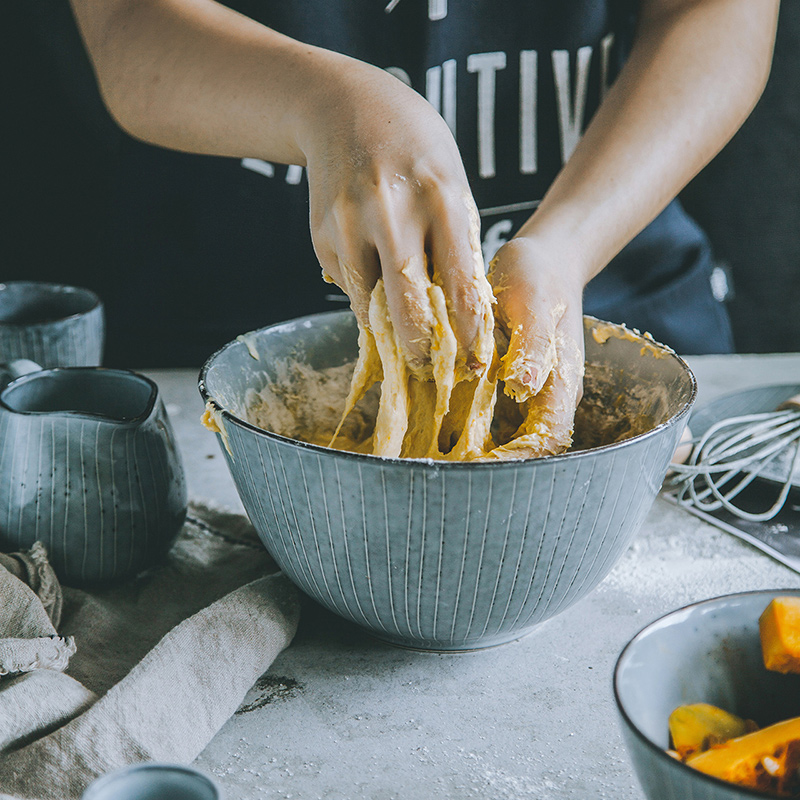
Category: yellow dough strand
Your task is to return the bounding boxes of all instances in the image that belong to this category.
[447,351,501,461]
[328,323,382,448]
[400,283,458,459]
[446,294,500,461]
[369,280,411,458]
[367,279,461,460]
[402,377,439,458]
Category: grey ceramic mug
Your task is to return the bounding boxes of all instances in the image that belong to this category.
[82,764,221,800]
[0,281,105,368]
[0,361,187,586]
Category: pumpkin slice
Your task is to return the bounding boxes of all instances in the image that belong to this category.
[686,716,800,792]
[669,703,751,759]
[760,597,800,674]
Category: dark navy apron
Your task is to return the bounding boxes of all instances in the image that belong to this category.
[19,0,733,366]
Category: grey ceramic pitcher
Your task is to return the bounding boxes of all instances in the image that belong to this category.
[0,361,187,586]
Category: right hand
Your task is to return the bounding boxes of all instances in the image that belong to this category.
[298,55,490,376]
[487,235,586,449]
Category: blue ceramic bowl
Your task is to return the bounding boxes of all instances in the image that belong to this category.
[0,281,104,368]
[614,590,800,800]
[199,311,695,651]
[82,764,220,800]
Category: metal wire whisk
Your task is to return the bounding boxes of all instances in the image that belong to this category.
[669,395,800,522]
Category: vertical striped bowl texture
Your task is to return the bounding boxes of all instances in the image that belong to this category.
[0,281,105,368]
[200,311,695,651]
[614,590,800,800]
[0,368,187,586]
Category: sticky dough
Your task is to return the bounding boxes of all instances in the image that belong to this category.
[329,223,576,462]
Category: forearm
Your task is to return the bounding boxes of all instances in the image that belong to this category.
[69,0,491,365]
[515,0,779,282]
[69,0,371,165]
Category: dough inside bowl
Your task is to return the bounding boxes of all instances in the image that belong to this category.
[245,266,586,462]
[244,317,673,460]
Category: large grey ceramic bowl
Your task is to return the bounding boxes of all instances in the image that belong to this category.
[614,590,800,800]
[199,311,695,651]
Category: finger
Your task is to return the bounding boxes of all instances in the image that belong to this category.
[518,324,582,456]
[373,224,435,376]
[553,309,585,412]
[527,314,584,444]
[523,314,582,437]
[498,291,563,402]
[332,238,381,329]
[427,191,493,372]
[311,231,340,285]
[312,211,380,329]
[487,316,582,460]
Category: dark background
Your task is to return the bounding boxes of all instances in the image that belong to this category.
[4,3,799,355]
[679,2,800,353]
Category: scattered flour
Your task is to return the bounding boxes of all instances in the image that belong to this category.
[599,498,800,610]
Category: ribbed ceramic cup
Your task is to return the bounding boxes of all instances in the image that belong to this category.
[0,362,187,586]
[614,590,800,800]
[0,281,104,368]
[200,311,696,651]
[82,764,221,800]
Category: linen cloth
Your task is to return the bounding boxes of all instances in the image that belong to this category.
[0,502,300,800]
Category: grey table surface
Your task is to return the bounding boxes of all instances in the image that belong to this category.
[143,353,800,800]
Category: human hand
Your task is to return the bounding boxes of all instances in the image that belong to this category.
[487,237,585,454]
[299,56,492,378]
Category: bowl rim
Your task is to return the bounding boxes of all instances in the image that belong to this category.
[1,366,159,425]
[81,762,221,799]
[198,310,698,469]
[613,588,800,799]
[0,280,103,327]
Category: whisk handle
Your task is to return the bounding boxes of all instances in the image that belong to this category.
[776,393,800,411]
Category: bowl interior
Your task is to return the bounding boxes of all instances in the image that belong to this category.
[615,590,800,751]
[203,313,357,423]
[0,281,100,326]
[2,369,156,421]
[82,764,219,800]
[202,311,695,455]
